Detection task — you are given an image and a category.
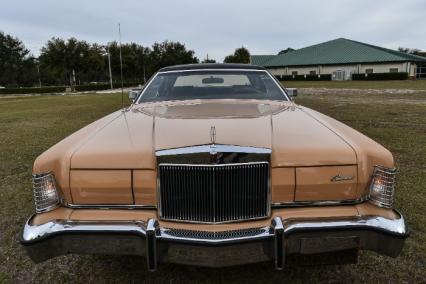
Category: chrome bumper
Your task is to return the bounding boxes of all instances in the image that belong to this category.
[20,211,409,271]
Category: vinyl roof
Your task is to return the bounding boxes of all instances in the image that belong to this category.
[252,38,426,67]
[159,63,265,72]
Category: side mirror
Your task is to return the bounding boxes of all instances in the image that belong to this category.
[286,88,298,100]
[128,90,139,102]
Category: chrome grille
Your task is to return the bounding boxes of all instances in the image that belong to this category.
[159,162,269,223]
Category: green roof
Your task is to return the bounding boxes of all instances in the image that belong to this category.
[250,55,276,66]
[252,38,426,67]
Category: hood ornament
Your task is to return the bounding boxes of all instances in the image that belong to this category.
[210,126,219,163]
[210,126,216,145]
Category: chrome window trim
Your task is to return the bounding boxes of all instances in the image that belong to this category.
[156,144,272,156]
[135,69,290,104]
[158,68,271,74]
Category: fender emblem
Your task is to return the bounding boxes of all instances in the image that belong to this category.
[331,175,354,182]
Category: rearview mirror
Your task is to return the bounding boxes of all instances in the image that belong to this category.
[286,88,298,100]
[128,90,139,102]
[202,76,224,84]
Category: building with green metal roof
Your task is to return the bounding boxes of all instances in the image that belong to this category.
[251,38,426,80]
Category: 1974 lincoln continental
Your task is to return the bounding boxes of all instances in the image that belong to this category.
[21,63,408,271]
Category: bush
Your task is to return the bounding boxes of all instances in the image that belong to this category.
[75,82,140,91]
[0,86,66,95]
[74,84,111,91]
[352,72,408,80]
[0,82,141,95]
[281,74,332,81]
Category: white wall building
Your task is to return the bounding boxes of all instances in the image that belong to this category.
[251,38,426,80]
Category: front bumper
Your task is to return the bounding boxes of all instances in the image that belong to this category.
[20,210,408,271]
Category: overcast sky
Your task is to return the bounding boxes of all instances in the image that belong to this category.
[1,0,425,61]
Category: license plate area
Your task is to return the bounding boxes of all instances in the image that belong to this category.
[300,236,359,254]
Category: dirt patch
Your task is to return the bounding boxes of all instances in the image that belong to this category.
[298,88,426,105]
[299,87,423,95]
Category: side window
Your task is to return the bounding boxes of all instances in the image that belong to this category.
[291,71,298,76]
[389,68,398,73]
[365,69,373,74]
[309,70,316,76]
[141,75,165,99]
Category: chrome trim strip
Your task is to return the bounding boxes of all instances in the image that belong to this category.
[21,210,408,245]
[64,198,364,210]
[64,204,156,210]
[156,144,272,156]
[272,197,366,208]
[159,161,269,167]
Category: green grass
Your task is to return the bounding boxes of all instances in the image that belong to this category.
[281,79,426,90]
[0,91,425,283]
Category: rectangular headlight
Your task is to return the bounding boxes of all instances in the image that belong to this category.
[368,166,396,208]
[32,173,60,213]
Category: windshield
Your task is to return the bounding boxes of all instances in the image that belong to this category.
[137,70,288,102]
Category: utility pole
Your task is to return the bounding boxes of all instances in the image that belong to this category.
[72,69,76,91]
[107,47,113,89]
[118,23,124,108]
[142,47,146,83]
[36,61,42,87]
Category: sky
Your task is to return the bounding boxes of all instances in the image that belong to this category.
[1,0,425,62]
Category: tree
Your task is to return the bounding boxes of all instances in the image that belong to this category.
[149,40,199,72]
[202,58,216,63]
[398,47,421,55]
[39,37,114,86]
[278,47,295,55]
[223,47,250,64]
[106,41,151,83]
[1,33,201,87]
[0,31,37,87]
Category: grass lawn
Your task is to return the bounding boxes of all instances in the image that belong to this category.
[0,91,425,283]
[281,79,426,90]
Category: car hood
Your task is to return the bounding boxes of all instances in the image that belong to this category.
[69,100,357,169]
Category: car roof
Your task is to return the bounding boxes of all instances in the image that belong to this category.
[158,63,266,72]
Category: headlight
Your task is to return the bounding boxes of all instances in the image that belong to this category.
[368,166,396,208]
[32,173,60,213]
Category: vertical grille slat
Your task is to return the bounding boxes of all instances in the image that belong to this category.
[159,162,269,223]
